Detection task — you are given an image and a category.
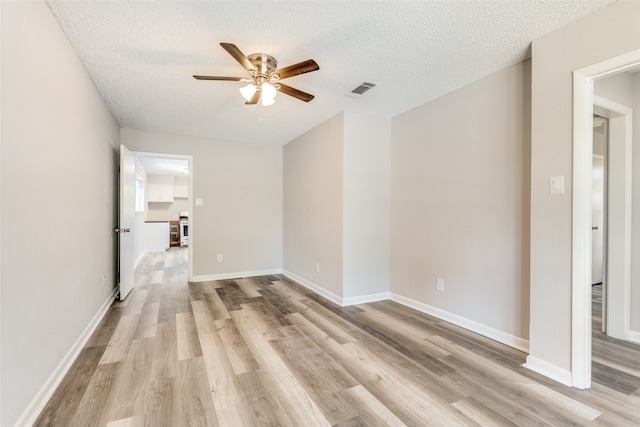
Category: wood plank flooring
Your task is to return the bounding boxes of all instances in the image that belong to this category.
[35,251,640,426]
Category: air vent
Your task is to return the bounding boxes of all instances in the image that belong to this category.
[351,82,376,95]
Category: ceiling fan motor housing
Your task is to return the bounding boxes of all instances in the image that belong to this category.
[248,53,279,83]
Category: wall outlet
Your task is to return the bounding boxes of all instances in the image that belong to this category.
[102,274,107,287]
[315,262,320,273]
[217,254,223,263]
[437,278,445,292]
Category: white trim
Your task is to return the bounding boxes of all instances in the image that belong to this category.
[14,288,118,427]
[523,355,572,387]
[390,293,529,353]
[571,71,594,390]
[571,49,640,390]
[281,270,343,306]
[627,330,640,345]
[191,268,283,282]
[343,292,390,307]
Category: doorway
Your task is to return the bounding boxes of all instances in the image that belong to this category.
[572,50,640,389]
[118,148,194,301]
[592,116,607,333]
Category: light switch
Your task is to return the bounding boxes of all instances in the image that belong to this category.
[549,176,564,195]
[195,198,204,206]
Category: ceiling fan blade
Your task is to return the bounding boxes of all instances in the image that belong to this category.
[277,84,315,102]
[193,75,243,81]
[273,59,319,80]
[245,90,261,105]
[220,42,256,74]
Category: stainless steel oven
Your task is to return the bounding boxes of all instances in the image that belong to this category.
[179,211,188,247]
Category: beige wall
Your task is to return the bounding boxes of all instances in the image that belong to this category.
[343,111,391,301]
[283,113,344,298]
[1,2,120,426]
[121,129,282,279]
[390,60,531,344]
[529,0,640,375]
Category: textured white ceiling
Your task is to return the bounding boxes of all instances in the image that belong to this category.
[47,0,612,145]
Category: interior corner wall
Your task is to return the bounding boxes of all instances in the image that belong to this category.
[1,2,120,426]
[121,129,283,279]
[529,0,640,375]
[283,113,344,300]
[343,111,391,301]
[390,60,531,344]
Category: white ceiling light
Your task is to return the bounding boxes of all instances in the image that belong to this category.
[239,83,257,101]
[261,82,277,106]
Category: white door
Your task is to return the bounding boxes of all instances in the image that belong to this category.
[117,144,136,300]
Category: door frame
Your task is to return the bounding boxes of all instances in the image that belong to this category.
[133,150,194,281]
[571,49,639,389]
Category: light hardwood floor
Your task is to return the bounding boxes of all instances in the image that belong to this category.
[35,250,640,426]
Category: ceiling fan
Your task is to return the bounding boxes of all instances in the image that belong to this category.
[193,42,319,106]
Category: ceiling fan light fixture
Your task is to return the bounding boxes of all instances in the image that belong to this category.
[194,43,319,105]
[261,82,277,106]
[239,83,257,101]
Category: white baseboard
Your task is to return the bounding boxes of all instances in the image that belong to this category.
[343,292,390,307]
[282,270,343,306]
[191,268,283,283]
[14,287,118,427]
[523,355,573,387]
[389,293,530,353]
[627,330,640,345]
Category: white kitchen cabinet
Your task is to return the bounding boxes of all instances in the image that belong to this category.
[173,184,188,198]
[148,183,173,202]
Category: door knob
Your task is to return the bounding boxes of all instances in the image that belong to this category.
[114,228,131,233]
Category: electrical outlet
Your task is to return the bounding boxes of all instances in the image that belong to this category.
[102,274,107,287]
[437,278,445,292]
[315,262,320,273]
[217,254,223,263]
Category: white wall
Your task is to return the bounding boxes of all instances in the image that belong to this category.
[283,113,345,299]
[343,111,391,301]
[529,0,640,379]
[390,60,531,348]
[1,2,120,426]
[121,128,282,279]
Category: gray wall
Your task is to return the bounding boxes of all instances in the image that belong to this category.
[121,129,283,279]
[283,113,345,298]
[529,0,640,375]
[390,60,531,344]
[1,2,120,425]
[343,111,391,301]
